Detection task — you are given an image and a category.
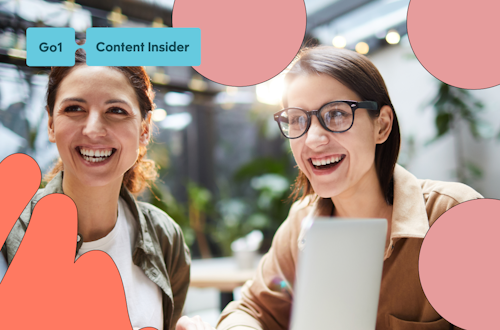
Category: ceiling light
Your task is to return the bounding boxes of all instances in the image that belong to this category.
[386,30,401,45]
[165,92,193,106]
[226,86,238,95]
[152,109,167,122]
[355,42,369,55]
[152,72,170,85]
[256,75,285,105]
[332,36,346,48]
[188,77,208,92]
[159,112,192,130]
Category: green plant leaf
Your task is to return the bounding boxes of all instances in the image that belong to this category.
[465,161,483,180]
[435,112,452,138]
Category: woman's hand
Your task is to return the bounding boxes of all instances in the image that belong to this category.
[176,315,216,330]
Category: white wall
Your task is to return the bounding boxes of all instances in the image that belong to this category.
[368,35,500,198]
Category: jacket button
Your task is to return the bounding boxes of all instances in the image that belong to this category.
[151,269,158,278]
[77,235,81,242]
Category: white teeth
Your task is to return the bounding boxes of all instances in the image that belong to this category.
[79,148,112,156]
[79,148,113,162]
[312,156,343,167]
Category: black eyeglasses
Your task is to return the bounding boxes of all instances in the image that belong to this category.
[273,100,379,139]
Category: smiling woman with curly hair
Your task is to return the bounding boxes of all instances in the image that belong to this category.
[3,48,191,330]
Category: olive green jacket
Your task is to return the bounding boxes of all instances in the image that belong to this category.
[2,171,191,330]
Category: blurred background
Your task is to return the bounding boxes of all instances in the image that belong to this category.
[1,0,500,325]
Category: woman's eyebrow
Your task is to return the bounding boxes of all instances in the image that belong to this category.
[61,97,86,103]
[59,98,131,108]
[105,99,131,107]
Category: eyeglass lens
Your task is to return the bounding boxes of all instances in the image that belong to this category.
[278,102,354,138]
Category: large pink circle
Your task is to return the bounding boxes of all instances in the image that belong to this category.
[407,0,500,89]
[419,199,500,329]
[172,0,306,87]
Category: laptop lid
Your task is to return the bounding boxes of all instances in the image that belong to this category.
[290,218,387,330]
[0,251,7,282]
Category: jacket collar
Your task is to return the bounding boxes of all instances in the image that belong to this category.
[32,171,155,256]
[302,164,429,258]
[391,164,429,240]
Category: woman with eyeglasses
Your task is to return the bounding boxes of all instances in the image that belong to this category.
[216,46,482,330]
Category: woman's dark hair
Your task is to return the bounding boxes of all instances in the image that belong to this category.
[44,47,157,194]
[286,46,400,206]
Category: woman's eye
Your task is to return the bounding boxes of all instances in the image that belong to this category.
[64,105,84,112]
[108,107,128,115]
[330,110,347,117]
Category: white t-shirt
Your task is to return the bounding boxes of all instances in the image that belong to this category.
[76,197,163,330]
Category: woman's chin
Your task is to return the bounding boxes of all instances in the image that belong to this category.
[310,181,343,200]
[312,189,337,200]
[66,170,124,189]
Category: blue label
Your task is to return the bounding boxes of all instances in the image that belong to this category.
[27,28,79,66]
[26,27,201,67]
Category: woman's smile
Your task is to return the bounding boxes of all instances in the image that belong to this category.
[76,146,117,165]
[308,154,346,175]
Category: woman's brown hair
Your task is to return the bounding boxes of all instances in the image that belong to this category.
[44,48,157,194]
[287,46,400,206]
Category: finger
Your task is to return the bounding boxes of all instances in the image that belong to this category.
[11,193,78,270]
[190,315,215,330]
[203,321,215,330]
[193,316,209,330]
[176,316,190,330]
[176,316,198,330]
[0,154,40,247]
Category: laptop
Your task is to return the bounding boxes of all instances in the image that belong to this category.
[0,251,7,282]
[290,218,387,330]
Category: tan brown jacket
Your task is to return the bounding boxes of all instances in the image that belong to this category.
[217,165,483,330]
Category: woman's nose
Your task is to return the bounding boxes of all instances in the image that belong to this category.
[305,116,328,148]
[82,112,106,139]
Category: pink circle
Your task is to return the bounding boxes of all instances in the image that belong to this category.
[172,0,306,87]
[407,0,500,89]
[419,199,500,329]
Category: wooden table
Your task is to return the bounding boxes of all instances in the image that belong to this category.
[190,256,262,310]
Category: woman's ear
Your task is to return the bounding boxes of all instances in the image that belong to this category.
[47,106,56,143]
[375,105,393,144]
[139,111,152,146]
